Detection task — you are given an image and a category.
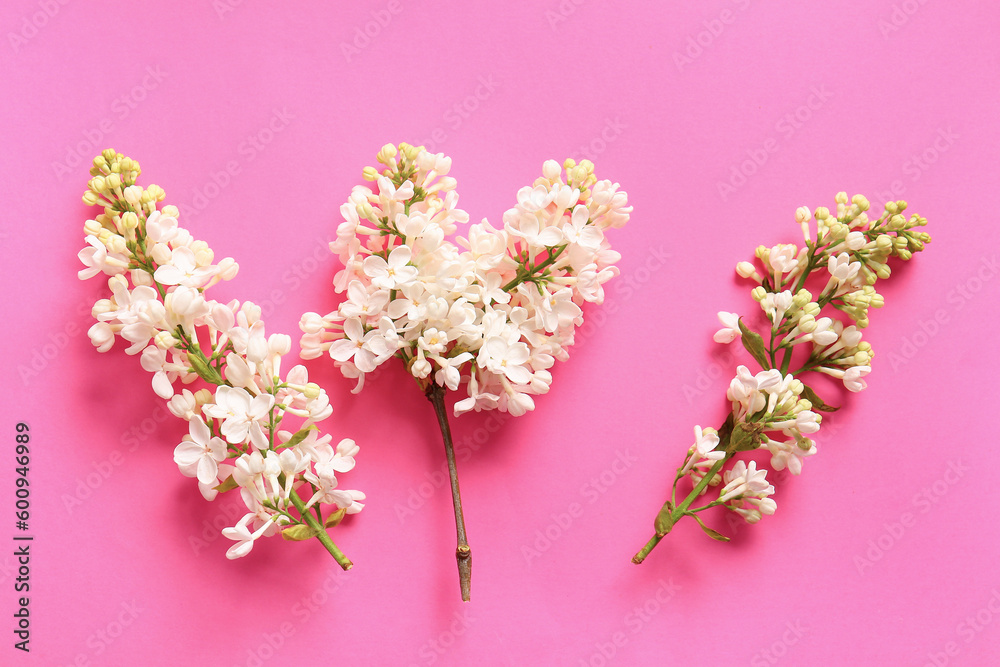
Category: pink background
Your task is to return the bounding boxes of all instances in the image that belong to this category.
[2,1,999,665]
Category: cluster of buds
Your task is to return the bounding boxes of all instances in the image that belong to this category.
[78,150,362,567]
[633,194,929,562]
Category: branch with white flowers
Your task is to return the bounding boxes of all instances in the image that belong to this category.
[78,149,364,568]
[632,194,930,564]
[299,143,631,599]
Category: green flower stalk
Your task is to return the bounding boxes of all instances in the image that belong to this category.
[633,194,930,563]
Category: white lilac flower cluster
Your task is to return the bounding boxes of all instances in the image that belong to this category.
[299,143,631,416]
[633,194,930,563]
[78,149,362,566]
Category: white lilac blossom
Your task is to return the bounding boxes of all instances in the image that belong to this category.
[78,149,362,568]
[299,143,630,600]
[300,143,630,417]
[633,193,929,564]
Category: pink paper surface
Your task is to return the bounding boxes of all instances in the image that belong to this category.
[2,1,999,665]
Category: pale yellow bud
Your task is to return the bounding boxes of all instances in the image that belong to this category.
[190,240,214,266]
[751,286,767,302]
[736,261,757,278]
[797,314,817,333]
[852,194,870,211]
[84,219,103,235]
[155,331,178,349]
[105,173,121,190]
[120,211,139,231]
[362,166,379,181]
[161,204,179,219]
[377,143,398,165]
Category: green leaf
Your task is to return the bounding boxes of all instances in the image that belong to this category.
[213,476,239,493]
[187,350,225,385]
[690,513,731,542]
[800,383,840,412]
[713,412,736,453]
[738,318,771,369]
[281,524,319,541]
[654,501,675,537]
[324,508,347,528]
[283,426,317,449]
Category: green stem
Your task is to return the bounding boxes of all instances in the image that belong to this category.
[502,244,567,292]
[287,486,353,571]
[426,384,472,602]
[632,456,729,564]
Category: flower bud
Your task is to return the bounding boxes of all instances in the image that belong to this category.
[268,334,292,357]
[797,314,817,333]
[751,286,767,302]
[303,382,322,400]
[120,211,139,231]
[155,331,178,349]
[217,257,239,281]
[123,185,143,205]
[107,234,127,255]
[105,173,122,190]
[191,240,214,266]
[151,242,173,265]
[542,160,561,180]
[795,206,811,223]
[377,143,397,165]
[851,194,870,211]
[161,204,180,219]
[362,166,379,181]
[736,261,756,278]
